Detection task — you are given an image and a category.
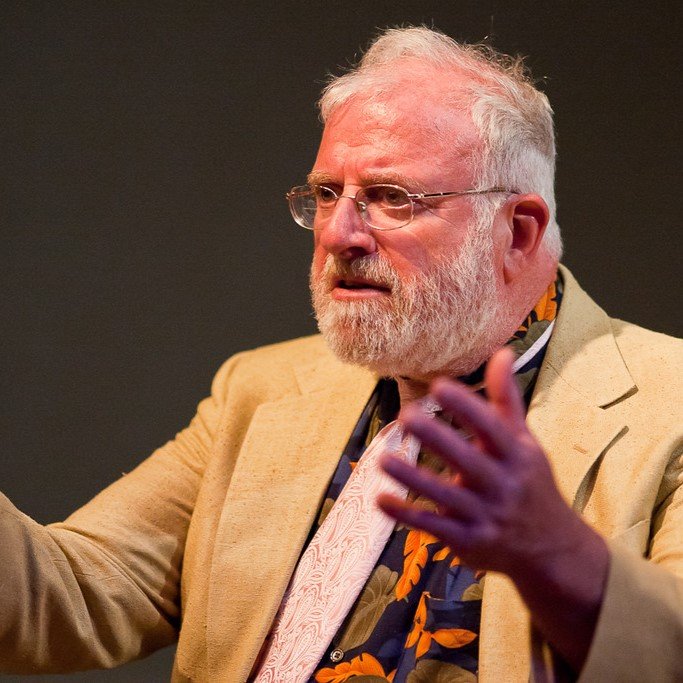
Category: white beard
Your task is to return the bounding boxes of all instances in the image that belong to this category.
[310,209,509,379]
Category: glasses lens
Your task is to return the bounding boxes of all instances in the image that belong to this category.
[358,185,412,230]
[288,185,317,229]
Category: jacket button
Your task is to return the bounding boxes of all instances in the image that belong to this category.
[330,648,344,663]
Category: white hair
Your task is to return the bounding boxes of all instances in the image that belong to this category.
[319,26,562,258]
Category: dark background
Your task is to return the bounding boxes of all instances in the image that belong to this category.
[1,1,680,680]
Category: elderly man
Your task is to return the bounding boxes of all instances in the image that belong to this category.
[1,26,681,683]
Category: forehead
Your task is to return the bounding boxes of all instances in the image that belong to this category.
[314,74,482,187]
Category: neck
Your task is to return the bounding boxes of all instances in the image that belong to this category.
[395,375,431,405]
[392,334,507,405]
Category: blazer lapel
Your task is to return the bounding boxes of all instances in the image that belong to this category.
[479,267,636,682]
[206,356,376,680]
[532,266,635,508]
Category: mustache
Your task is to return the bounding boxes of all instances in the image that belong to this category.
[317,255,400,290]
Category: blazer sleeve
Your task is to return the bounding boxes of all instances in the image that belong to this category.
[578,434,683,682]
[0,356,237,674]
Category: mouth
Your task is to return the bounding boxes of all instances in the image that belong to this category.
[331,277,392,299]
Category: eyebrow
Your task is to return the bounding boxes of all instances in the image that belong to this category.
[306,170,335,186]
[306,170,429,194]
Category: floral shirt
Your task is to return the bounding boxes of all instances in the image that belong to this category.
[309,277,563,683]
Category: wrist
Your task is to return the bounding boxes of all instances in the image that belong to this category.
[507,512,610,670]
[512,511,609,607]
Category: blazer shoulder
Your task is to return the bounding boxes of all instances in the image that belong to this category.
[610,317,681,351]
[219,335,332,375]
[610,318,682,382]
[209,335,339,403]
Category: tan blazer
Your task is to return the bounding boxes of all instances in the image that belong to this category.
[0,265,681,682]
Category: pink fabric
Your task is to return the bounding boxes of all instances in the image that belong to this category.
[254,403,437,682]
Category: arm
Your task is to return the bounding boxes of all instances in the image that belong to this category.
[0,357,235,674]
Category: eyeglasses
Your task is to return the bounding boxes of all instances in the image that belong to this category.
[286,183,516,231]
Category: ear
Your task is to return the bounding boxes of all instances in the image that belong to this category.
[502,194,550,283]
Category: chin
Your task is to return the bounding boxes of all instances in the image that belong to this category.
[317,302,507,381]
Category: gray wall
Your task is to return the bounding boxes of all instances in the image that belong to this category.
[1,1,680,680]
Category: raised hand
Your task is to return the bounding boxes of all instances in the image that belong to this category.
[378,348,609,670]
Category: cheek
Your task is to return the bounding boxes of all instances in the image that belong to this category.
[381,229,460,276]
[371,230,429,275]
[311,241,328,278]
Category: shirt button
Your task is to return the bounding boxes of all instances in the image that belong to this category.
[330,648,344,663]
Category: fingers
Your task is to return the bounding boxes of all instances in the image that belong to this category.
[376,492,466,548]
[378,348,554,574]
[427,352,526,461]
[397,405,501,491]
[380,453,482,520]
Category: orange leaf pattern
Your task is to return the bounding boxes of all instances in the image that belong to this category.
[395,529,439,600]
[433,546,461,567]
[315,653,388,682]
[431,628,478,649]
[405,593,478,659]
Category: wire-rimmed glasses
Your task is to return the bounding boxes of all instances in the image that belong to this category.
[286,183,517,231]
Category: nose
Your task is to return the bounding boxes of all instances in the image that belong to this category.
[316,195,377,261]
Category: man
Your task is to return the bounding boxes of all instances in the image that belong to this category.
[0,26,681,683]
